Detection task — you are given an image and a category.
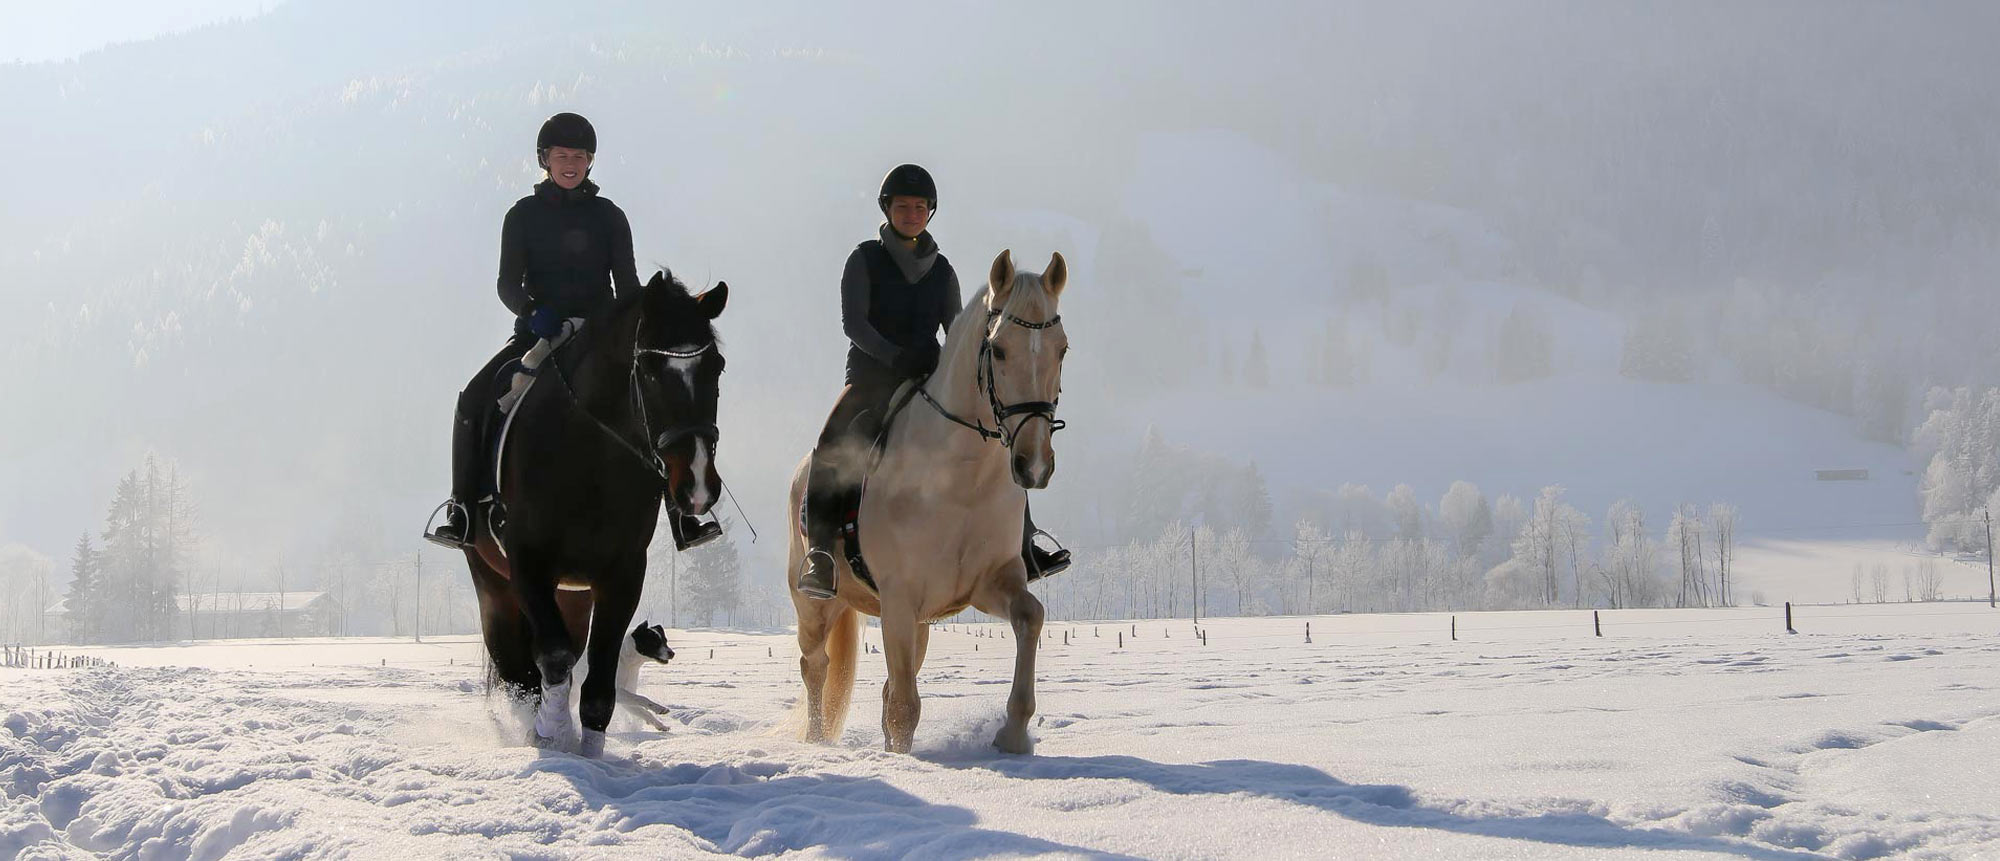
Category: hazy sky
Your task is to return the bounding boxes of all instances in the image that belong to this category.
[3,1,1994,597]
[0,0,282,63]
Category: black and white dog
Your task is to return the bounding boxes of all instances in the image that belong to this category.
[614,621,676,729]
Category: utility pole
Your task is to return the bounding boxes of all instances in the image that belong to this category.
[414,552,423,643]
[1190,529,1199,625]
[1985,509,1994,610]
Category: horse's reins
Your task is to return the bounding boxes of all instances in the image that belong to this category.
[534,324,760,541]
[917,308,1066,447]
[541,320,718,489]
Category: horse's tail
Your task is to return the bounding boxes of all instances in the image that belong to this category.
[819,606,861,738]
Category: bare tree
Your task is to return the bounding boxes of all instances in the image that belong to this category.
[1709,503,1737,606]
[1559,506,1592,608]
[1870,563,1890,603]
[1915,559,1944,602]
[1669,504,1711,607]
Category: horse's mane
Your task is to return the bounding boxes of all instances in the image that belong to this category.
[562,270,709,366]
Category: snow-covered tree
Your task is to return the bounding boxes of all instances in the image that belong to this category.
[1290,519,1330,613]
[1322,532,1367,612]
[1709,503,1738,606]
[1510,486,1571,606]
[0,544,55,645]
[64,534,101,644]
[1602,501,1665,609]
[681,524,744,627]
[1438,481,1493,559]
[1334,483,1386,538]
[1667,504,1711,607]
[1489,494,1527,568]
[90,457,197,643]
[1386,484,1424,540]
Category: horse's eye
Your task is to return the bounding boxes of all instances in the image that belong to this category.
[992,345,1008,361]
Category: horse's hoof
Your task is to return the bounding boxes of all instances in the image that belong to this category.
[993,725,1034,755]
[578,729,606,758]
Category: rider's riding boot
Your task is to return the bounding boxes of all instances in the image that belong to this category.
[1024,508,1071,580]
[669,509,722,551]
[424,393,483,549]
[796,457,844,600]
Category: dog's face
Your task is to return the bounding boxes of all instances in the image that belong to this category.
[629,621,675,663]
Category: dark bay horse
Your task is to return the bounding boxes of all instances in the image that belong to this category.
[464,271,727,757]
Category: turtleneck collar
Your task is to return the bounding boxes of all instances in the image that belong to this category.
[878,222,939,282]
[535,178,600,206]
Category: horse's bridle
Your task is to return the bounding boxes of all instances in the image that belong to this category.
[918,308,1067,447]
[632,341,720,462]
[545,320,718,487]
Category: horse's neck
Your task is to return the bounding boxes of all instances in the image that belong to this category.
[567,312,637,416]
[894,317,1008,475]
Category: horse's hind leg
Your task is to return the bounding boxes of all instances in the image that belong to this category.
[468,554,540,701]
[973,561,1044,755]
[576,556,643,758]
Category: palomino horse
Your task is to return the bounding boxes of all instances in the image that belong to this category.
[464,271,727,757]
[789,250,1069,754]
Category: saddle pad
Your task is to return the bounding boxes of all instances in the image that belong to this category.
[839,377,927,595]
[488,319,583,557]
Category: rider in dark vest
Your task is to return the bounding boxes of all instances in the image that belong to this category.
[424,112,720,552]
[796,164,1070,599]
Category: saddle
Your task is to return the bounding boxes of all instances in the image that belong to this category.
[482,319,584,553]
[830,378,925,595]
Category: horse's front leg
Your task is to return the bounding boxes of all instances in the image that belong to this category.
[878,608,929,754]
[974,559,1044,755]
[510,552,581,750]
[577,555,644,758]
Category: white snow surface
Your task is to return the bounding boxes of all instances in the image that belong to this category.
[5,607,1999,860]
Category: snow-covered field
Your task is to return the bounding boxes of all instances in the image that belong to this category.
[5,605,1999,860]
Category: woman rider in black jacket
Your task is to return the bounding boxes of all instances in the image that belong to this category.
[795,164,1068,599]
[424,112,719,552]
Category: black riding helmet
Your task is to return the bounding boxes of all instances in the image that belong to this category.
[537,112,597,165]
[877,163,937,215]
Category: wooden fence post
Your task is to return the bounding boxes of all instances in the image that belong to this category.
[1785,602,1796,634]
[1594,611,1602,637]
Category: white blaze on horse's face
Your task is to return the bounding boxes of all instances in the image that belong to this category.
[637,276,728,519]
[987,250,1069,490]
[666,347,717,514]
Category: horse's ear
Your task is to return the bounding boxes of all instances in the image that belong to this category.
[988,250,1015,300]
[696,282,728,319]
[1045,252,1067,296]
[647,271,667,289]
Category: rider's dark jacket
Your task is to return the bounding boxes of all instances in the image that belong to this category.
[496,178,640,334]
[840,226,961,389]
